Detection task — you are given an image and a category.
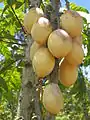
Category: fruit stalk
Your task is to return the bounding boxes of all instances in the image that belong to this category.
[45,0,61,119]
[16,0,43,119]
[65,0,70,10]
[49,0,61,82]
[30,0,42,7]
[10,6,25,33]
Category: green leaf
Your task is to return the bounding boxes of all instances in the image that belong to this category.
[14,54,24,60]
[7,0,16,6]
[15,1,23,9]
[0,59,15,74]
[70,81,79,94]
[0,77,8,92]
[70,3,89,13]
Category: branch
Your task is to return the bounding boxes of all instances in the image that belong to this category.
[65,0,70,10]
[45,112,55,120]
[0,36,25,42]
[45,0,61,119]
[55,0,61,28]
[48,59,59,84]
[0,59,21,74]
[49,0,61,81]
[0,36,24,42]
[17,1,43,120]
[24,0,27,13]
[29,0,42,7]
[50,0,61,29]
[33,85,43,120]
[10,6,26,33]
[38,0,42,7]
[0,39,26,46]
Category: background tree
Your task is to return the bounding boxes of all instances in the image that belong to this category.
[0,0,90,120]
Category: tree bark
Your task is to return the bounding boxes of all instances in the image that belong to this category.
[15,0,43,119]
[44,0,61,120]
[15,0,61,120]
[15,36,42,120]
[20,36,34,120]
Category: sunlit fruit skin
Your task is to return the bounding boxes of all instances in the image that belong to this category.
[43,83,64,114]
[31,17,52,45]
[32,47,55,78]
[60,10,83,38]
[59,59,78,87]
[65,40,84,65]
[24,7,44,34]
[48,29,72,58]
[30,41,42,61]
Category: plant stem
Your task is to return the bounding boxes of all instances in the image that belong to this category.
[0,59,21,74]
[10,6,26,33]
[65,0,70,10]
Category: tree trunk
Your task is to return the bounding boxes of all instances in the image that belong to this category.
[15,36,42,120]
[15,0,61,120]
[20,37,34,120]
[44,0,60,120]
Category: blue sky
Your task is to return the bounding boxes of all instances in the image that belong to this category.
[0,3,3,8]
[69,0,90,10]
[0,1,90,10]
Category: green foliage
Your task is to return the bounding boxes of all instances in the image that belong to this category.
[70,3,89,13]
[0,1,90,120]
[0,1,24,119]
[56,2,90,120]
[0,77,8,92]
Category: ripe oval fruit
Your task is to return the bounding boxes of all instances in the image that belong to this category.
[60,10,83,38]
[30,41,42,61]
[31,17,52,45]
[24,7,44,34]
[43,83,64,114]
[32,47,55,77]
[48,29,72,58]
[65,41,84,65]
[59,59,78,87]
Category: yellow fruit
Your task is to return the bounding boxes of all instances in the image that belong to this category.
[60,10,83,38]
[48,29,72,58]
[65,40,84,65]
[30,41,42,61]
[59,59,78,87]
[73,36,82,46]
[24,7,44,34]
[43,83,64,114]
[32,47,55,77]
[31,17,52,45]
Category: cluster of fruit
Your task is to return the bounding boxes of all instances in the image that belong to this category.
[24,7,84,114]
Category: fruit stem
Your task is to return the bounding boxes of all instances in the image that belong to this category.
[24,0,27,13]
[50,0,61,29]
[10,6,26,34]
[49,59,59,84]
[55,0,61,28]
[29,0,42,8]
[65,0,70,10]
